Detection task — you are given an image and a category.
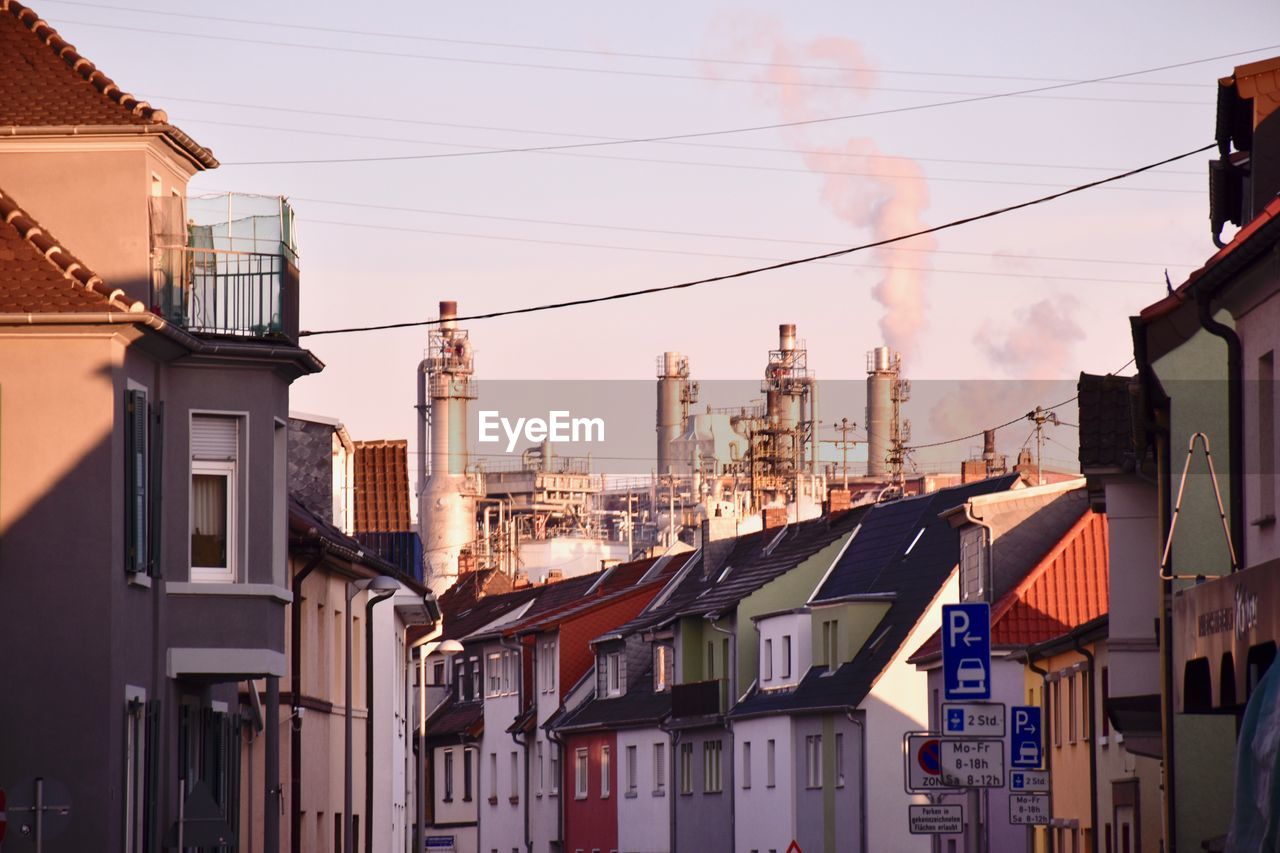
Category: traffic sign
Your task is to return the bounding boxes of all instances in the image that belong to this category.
[939,738,1005,788]
[1010,794,1051,825]
[1011,706,1043,768]
[903,733,960,794]
[908,804,963,835]
[942,603,991,700]
[942,702,1006,737]
[1010,770,1050,792]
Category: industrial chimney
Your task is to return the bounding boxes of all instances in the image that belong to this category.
[865,347,894,478]
[656,352,696,476]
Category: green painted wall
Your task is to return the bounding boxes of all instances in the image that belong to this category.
[808,600,892,669]
[679,616,706,683]
[734,532,855,693]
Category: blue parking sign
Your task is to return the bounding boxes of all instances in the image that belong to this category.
[1011,706,1043,768]
[941,603,991,700]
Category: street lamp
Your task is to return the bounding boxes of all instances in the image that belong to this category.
[345,574,399,853]
[417,637,464,850]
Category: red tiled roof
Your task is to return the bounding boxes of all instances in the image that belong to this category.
[0,1,217,167]
[0,186,141,313]
[352,439,412,533]
[909,511,1109,662]
[1139,195,1280,324]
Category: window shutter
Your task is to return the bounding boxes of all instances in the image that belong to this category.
[144,699,161,853]
[191,416,238,460]
[149,402,164,577]
[125,390,148,573]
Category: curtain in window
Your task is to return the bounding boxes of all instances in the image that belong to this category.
[191,474,227,567]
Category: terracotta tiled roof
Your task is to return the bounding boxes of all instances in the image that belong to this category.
[909,510,1109,661]
[0,1,217,167]
[352,439,412,533]
[0,186,141,313]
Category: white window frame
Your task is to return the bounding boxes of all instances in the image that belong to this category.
[653,742,666,795]
[601,746,611,798]
[835,732,845,787]
[536,741,545,796]
[781,635,792,679]
[443,748,455,802]
[703,740,722,793]
[625,744,637,796]
[806,735,822,788]
[679,743,693,794]
[189,412,245,583]
[741,740,752,789]
[763,638,773,682]
[550,743,560,795]
[575,748,589,799]
[510,751,519,801]
[766,739,776,788]
[488,653,503,697]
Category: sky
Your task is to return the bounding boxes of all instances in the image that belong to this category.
[34,0,1280,469]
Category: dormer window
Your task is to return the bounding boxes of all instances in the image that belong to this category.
[654,644,674,693]
[600,651,625,698]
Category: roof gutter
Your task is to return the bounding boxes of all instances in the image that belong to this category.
[1194,291,1246,571]
[0,123,219,169]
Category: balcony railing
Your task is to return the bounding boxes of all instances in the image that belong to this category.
[154,246,288,338]
[671,679,724,718]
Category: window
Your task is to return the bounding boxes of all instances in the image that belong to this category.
[805,735,822,788]
[123,689,147,853]
[654,645,674,692]
[488,653,503,696]
[432,660,445,685]
[763,638,774,681]
[1260,351,1277,520]
[679,743,693,794]
[510,752,519,801]
[707,641,716,680]
[536,742,545,796]
[124,389,157,576]
[822,620,839,667]
[607,652,622,696]
[781,636,792,678]
[653,742,666,794]
[443,749,455,802]
[601,746,611,798]
[575,749,589,799]
[463,749,473,801]
[550,744,560,795]
[541,640,557,693]
[703,740,722,793]
[1101,668,1111,738]
[1082,669,1092,740]
[1068,673,1078,744]
[625,745,637,795]
[471,658,482,701]
[766,739,776,788]
[190,414,240,582]
[489,753,498,802]
[835,733,845,787]
[741,741,752,789]
[1052,679,1062,747]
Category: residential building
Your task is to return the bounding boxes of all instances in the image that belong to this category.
[0,4,318,850]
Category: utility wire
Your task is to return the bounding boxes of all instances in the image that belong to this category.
[154,99,1201,175]
[47,16,1223,110]
[180,117,1199,194]
[32,0,1214,89]
[298,143,1213,337]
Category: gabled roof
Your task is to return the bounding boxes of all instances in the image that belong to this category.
[0,0,217,167]
[423,694,484,742]
[554,675,672,733]
[287,494,428,593]
[352,439,412,533]
[0,186,140,313]
[908,509,1109,662]
[732,476,1019,718]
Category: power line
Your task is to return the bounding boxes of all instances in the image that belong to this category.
[303,218,1170,286]
[47,16,1223,110]
[154,98,1201,175]
[180,117,1200,194]
[259,191,1190,267]
[34,0,1212,89]
[298,143,1213,337]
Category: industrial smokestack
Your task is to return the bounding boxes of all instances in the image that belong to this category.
[657,352,693,476]
[779,323,797,352]
[439,299,457,329]
[866,346,895,478]
[982,429,997,462]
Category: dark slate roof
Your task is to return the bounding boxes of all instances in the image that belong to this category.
[512,553,692,636]
[553,661,673,732]
[1077,373,1136,471]
[423,695,484,742]
[605,508,869,641]
[733,476,1019,718]
[436,582,541,643]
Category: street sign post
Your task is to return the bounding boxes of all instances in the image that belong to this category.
[939,738,1005,787]
[1010,794,1051,825]
[942,702,1006,737]
[903,733,961,794]
[1011,706,1043,768]
[908,804,964,835]
[942,603,992,700]
[1010,770,1050,792]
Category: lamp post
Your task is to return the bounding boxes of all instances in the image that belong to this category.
[417,638,465,850]
[345,574,400,853]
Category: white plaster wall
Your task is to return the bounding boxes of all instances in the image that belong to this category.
[617,727,672,853]
[732,715,795,853]
[1240,288,1280,568]
[479,655,524,853]
[371,599,408,852]
[862,571,960,853]
[756,612,812,689]
[1104,481,1160,698]
[531,634,562,853]
[434,744,479,827]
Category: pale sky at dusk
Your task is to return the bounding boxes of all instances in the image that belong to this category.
[34,0,1280,463]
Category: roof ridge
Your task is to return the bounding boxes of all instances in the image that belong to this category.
[989,507,1103,626]
[1,1,218,168]
[0,186,143,312]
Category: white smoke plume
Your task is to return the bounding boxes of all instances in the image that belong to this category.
[977,296,1086,379]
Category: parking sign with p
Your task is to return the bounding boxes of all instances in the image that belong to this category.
[941,603,991,701]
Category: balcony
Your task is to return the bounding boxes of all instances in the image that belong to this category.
[150,193,299,341]
[671,679,724,718]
